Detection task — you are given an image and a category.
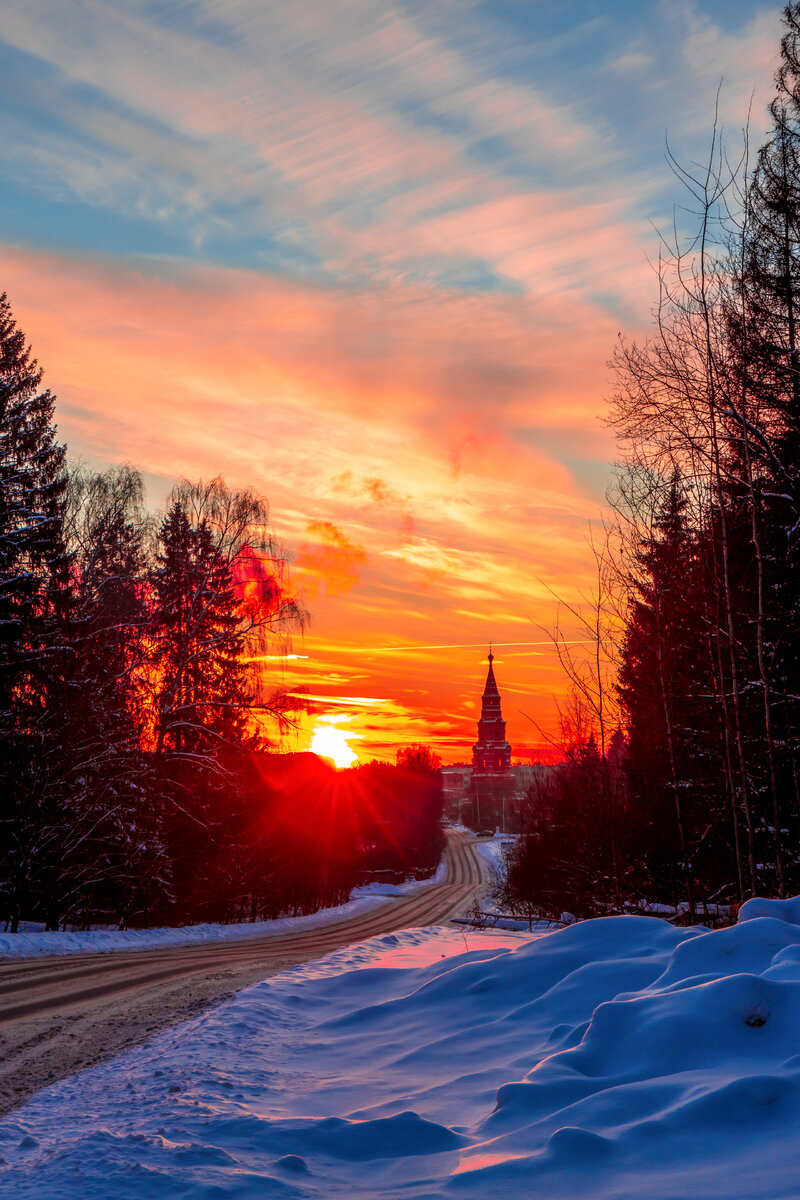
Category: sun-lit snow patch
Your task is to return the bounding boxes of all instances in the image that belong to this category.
[7,904,800,1197]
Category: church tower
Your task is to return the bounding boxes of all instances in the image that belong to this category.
[472,648,512,775]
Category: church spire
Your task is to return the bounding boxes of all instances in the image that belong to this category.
[472,647,511,775]
[483,644,499,698]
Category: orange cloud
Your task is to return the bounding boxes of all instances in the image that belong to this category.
[296,521,368,596]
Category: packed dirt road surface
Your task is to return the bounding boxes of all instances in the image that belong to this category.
[0,829,485,1116]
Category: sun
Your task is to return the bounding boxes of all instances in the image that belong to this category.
[309,724,359,769]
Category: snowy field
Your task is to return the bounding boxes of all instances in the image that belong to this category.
[5,898,800,1197]
[0,859,448,961]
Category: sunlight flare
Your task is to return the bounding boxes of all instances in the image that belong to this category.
[309,722,359,768]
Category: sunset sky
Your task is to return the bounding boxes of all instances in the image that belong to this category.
[0,0,784,762]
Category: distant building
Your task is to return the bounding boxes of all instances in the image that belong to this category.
[440,652,558,830]
[441,764,472,810]
[472,648,512,775]
[464,649,515,830]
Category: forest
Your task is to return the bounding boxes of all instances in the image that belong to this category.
[0,303,443,932]
[502,5,800,924]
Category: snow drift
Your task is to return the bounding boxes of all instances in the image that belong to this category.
[4,904,800,1197]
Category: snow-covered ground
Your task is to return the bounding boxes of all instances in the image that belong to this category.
[4,898,800,1197]
[473,833,513,872]
[0,895,390,961]
[0,859,448,961]
[350,854,448,897]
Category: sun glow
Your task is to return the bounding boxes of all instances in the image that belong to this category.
[309,723,359,769]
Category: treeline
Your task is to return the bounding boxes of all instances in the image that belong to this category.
[505,4,800,922]
[0,294,443,931]
[163,748,444,926]
[356,745,445,879]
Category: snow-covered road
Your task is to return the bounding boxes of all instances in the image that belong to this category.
[0,830,483,1117]
[4,897,800,1198]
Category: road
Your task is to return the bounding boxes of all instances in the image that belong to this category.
[0,829,485,1117]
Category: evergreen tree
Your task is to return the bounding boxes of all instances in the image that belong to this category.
[0,292,68,712]
[151,501,251,759]
[618,483,726,913]
[744,4,800,497]
[149,499,254,919]
[732,2,800,891]
[0,294,68,931]
[395,744,445,874]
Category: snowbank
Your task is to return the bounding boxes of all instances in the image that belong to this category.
[473,833,512,902]
[351,853,448,897]
[7,901,800,1196]
[739,894,800,924]
[0,894,394,961]
[474,834,512,870]
[0,860,449,961]
[454,912,559,932]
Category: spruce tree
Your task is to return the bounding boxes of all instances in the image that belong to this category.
[149,499,255,920]
[737,2,800,892]
[151,501,250,759]
[0,292,67,715]
[618,483,730,912]
[0,294,68,931]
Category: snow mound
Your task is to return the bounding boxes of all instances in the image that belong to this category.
[351,853,448,897]
[5,908,800,1197]
[739,893,800,925]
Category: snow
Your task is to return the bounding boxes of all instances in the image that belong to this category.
[0,863,449,960]
[8,900,800,1196]
[739,894,800,924]
[454,913,558,932]
[0,895,392,961]
[474,833,513,871]
[350,855,448,897]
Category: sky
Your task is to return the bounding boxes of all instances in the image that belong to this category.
[0,0,786,763]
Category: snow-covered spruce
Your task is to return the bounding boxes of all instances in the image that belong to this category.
[5,902,800,1196]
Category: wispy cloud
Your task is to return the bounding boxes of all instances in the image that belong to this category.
[1,1,777,297]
